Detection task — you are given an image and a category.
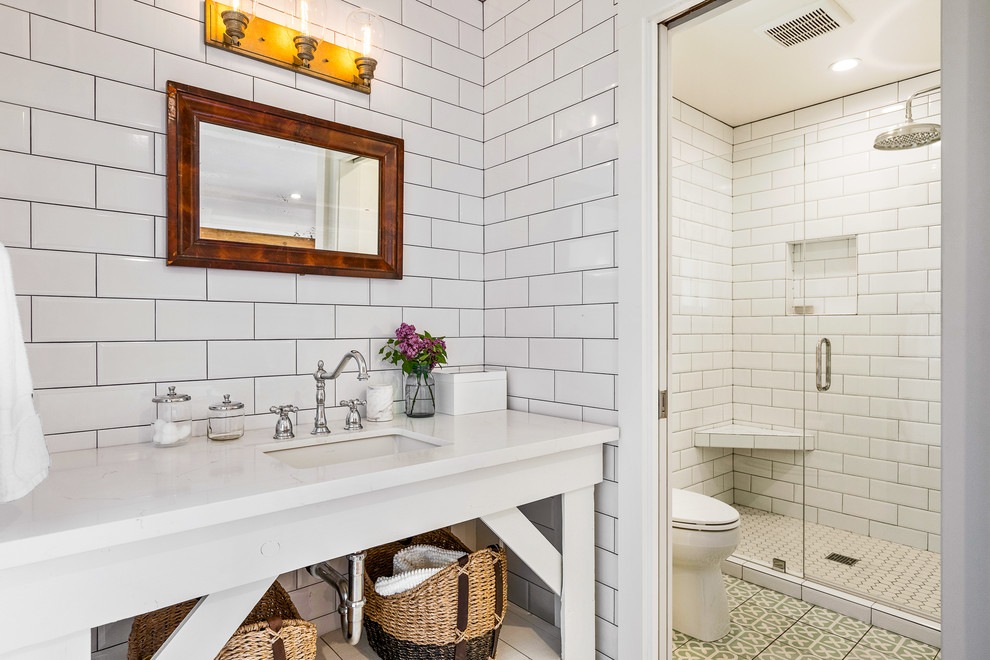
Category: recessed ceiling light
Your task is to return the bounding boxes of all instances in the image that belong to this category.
[829,58,861,72]
[290,193,302,200]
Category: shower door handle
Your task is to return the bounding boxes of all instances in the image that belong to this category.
[816,338,831,392]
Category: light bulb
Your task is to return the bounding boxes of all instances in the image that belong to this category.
[361,25,372,57]
[346,8,385,61]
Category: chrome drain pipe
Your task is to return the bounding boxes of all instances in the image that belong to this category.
[308,552,366,645]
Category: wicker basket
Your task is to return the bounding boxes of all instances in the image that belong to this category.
[363,529,508,660]
[127,580,317,660]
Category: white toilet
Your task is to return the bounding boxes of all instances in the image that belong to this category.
[671,488,741,642]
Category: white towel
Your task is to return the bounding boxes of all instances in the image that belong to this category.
[374,545,466,596]
[392,545,466,573]
[0,242,50,502]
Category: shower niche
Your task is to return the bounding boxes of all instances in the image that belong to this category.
[786,236,858,316]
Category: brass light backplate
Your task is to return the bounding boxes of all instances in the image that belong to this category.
[205,0,371,94]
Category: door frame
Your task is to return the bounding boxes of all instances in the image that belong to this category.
[616,2,698,659]
[618,0,986,658]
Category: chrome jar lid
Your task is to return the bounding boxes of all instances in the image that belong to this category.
[209,394,244,411]
[152,386,191,403]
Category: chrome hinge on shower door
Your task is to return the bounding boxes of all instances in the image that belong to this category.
[659,390,668,419]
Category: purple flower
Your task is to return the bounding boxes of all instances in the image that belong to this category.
[395,323,417,340]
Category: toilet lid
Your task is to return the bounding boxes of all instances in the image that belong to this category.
[672,489,740,530]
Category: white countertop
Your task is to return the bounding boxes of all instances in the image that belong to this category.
[0,411,617,571]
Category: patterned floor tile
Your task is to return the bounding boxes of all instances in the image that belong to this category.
[755,641,832,659]
[731,603,797,638]
[774,622,857,660]
[672,577,941,660]
[799,606,871,642]
[745,590,813,619]
[857,628,939,659]
[725,574,763,599]
[680,622,776,658]
[844,644,911,659]
[674,639,751,659]
[673,629,692,648]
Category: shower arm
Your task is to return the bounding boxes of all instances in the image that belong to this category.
[902,85,941,122]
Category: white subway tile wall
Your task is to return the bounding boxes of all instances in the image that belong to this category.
[669,99,735,503]
[0,2,483,656]
[671,73,942,570]
[483,0,618,656]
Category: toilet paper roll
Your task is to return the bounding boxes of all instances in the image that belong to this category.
[366,384,394,421]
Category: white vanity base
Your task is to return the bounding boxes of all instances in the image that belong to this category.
[0,412,613,660]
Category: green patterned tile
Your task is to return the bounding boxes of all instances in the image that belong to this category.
[679,622,775,658]
[724,575,763,609]
[746,590,814,619]
[725,574,763,598]
[844,644,910,660]
[774,622,857,660]
[857,628,939,660]
[673,629,692,648]
[799,607,871,642]
[673,639,749,659]
[755,641,832,659]
[731,603,797,637]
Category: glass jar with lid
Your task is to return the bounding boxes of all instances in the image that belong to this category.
[208,394,245,441]
[151,386,192,448]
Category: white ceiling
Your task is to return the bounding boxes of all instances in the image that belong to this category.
[670,0,940,127]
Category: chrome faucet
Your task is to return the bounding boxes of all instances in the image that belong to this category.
[312,351,370,435]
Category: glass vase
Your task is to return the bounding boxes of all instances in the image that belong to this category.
[404,365,436,417]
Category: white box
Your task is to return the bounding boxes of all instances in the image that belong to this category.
[434,369,507,415]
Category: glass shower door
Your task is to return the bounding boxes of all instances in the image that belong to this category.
[800,93,942,620]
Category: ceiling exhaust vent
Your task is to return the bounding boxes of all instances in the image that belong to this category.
[759,0,853,48]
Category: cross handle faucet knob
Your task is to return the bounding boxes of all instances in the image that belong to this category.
[339,399,366,431]
[269,404,300,440]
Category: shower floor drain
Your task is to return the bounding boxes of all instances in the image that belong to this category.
[825,552,860,566]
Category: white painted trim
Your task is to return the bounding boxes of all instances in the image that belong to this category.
[941,0,990,656]
[481,507,563,595]
[616,2,699,658]
[560,486,596,660]
[154,578,276,659]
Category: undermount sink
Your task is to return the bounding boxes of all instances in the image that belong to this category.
[261,429,447,469]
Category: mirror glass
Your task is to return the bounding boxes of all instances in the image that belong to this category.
[199,122,381,255]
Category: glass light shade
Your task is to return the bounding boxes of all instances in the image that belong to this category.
[346,8,385,61]
[226,0,256,17]
[292,0,326,41]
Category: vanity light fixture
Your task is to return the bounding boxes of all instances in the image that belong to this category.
[204,0,384,94]
[829,58,861,72]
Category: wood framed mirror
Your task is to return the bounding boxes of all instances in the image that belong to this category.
[166,81,403,278]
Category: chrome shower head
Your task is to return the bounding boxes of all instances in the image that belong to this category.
[874,121,941,150]
[874,85,941,151]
